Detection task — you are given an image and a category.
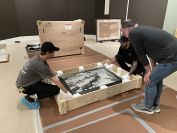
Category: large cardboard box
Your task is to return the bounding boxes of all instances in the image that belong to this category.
[37,20,85,57]
[55,62,142,115]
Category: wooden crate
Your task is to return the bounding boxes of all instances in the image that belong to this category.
[55,62,142,115]
[96,19,121,42]
[37,20,85,57]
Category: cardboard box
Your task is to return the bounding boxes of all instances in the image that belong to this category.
[37,20,85,57]
[55,62,142,115]
[96,19,121,42]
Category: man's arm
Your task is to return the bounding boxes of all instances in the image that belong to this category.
[129,61,137,75]
[129,32,149,66]
[49,76,68,93]
[143,58,156,84]
[105,57,117,65]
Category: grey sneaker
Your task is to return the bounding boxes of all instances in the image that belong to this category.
[141,99,161,113]
[131,103,155,115]
[141,99,145,104]
[153,106,161,113]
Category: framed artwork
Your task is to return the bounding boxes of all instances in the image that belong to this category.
[59,67,122,95]
[96,19,121,42]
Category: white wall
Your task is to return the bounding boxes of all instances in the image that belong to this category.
[163,0,177,91]
[163,0,177,34]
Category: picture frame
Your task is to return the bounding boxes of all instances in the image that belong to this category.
[59,67,122,95]
[96,19,121,42]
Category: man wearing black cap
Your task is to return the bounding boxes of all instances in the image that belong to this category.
[109,35,144,76]
[16,42,72,109]
[121,19,177,114]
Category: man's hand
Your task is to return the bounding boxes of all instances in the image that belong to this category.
[144,65,152,85]
[128,73,133,80]
[105,59,111,64]
[144,71,151,85]
[50,76,68,93]
[106,58,116,65]
[64,91,73,99]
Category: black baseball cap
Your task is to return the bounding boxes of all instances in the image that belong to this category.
[118,36,129,43]
[41,42,59,53]
[121,19,137,28]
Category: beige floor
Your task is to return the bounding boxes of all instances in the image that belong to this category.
[0,35,176,133]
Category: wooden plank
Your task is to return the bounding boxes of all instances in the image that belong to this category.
[48,54,108,71]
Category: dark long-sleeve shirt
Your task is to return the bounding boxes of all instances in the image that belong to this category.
[129,26,177,66]
[117,44,138,62]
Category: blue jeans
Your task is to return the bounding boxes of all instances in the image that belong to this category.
[144,60,177,109]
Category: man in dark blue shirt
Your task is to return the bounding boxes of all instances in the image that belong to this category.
[121,19,177,114]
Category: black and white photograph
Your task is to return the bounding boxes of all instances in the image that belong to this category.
[59,67,122,94]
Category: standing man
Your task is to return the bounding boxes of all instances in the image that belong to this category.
[121,19,177,114]
[16,42,72,109]
[109,35,145,76]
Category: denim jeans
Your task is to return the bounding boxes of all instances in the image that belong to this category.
[144,60,177,109]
